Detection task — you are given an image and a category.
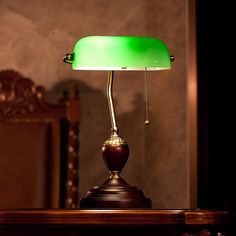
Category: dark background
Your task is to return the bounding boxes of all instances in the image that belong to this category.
[197,1,235,210]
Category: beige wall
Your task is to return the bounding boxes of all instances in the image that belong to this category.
[0,0,190,208]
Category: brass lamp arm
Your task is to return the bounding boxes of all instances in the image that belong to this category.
[107,71,118,134]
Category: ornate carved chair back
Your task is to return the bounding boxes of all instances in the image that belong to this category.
[0,70,80,209]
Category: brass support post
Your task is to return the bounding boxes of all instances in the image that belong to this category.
[107,71,118,134]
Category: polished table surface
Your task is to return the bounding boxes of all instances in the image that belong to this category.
[0,209,230,235]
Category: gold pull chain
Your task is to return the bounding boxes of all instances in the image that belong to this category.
[144,68,150,125]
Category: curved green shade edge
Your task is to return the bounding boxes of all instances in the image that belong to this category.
[71,36,171,71]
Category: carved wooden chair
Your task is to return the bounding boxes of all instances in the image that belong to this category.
[0,70,80,209]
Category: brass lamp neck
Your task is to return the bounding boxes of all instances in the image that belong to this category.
[107,71,118,134]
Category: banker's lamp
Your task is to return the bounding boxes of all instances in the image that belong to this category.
[64,36,174,208]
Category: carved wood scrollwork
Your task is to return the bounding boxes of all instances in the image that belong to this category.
[0,70,46,121]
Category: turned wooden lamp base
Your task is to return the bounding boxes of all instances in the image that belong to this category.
[80,131,152,209]
[80,174,151,209]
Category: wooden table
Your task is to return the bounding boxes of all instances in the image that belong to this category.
[0,209,229,235]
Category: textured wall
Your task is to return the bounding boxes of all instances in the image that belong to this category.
[0,0,188,208]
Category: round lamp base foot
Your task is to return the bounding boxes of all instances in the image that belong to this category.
[80,176,151,209]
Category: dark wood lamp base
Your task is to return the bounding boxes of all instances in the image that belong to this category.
[80,175,151,208]
[80,132,151,209]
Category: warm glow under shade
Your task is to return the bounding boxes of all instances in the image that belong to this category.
[70,36,171,71]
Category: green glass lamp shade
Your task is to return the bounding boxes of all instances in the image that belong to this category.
[64,36,172,71]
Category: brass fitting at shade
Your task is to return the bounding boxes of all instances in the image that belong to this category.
[63,53,74,64]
